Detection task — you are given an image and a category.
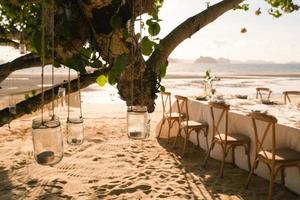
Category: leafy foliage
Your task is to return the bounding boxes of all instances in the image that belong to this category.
[108,53,128,85]
[96,75,108,87]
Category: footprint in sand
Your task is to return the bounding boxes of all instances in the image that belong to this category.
[27,178,38,188]
[108,184,152,195]
[116,153,125,157]
[43,181,65,194]
[92,156,102,161]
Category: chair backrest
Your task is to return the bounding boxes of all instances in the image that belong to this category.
[283,91,300,104]
[208,101,230,143]
[175,95,189,123]
[256,87,272,100]
[249,112,278,162]
[161,92,172,117]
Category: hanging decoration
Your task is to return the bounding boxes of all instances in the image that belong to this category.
[8,77,16,115]
[127,0,150,140]
[66,70,84,145]
[31,0,63,165]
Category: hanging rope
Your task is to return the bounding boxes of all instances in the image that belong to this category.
[78,72,83,118]
[67,68,71,122]
[41,0,46,123]
[130,0,135,108]
[139,0,144,105]
[51,0,55,119]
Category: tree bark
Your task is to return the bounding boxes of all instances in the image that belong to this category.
[0,53,44,83]
[0,70,104,127]
[0,0,245,122]
[0,38,19,48]
[147,0,244,73]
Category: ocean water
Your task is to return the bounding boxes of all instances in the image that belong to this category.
[166,62,300,75]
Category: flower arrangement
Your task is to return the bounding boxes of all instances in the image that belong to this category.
[203,69,219,97]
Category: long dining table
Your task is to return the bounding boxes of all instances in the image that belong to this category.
[155,97,300,194]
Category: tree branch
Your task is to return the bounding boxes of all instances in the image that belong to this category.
[0,70,104,127]
[0,38,19,48]
[0,53,45,83]
[147,0,244,72]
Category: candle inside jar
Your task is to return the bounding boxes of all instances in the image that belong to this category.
[36,151,55,164]
[129,131,142,137]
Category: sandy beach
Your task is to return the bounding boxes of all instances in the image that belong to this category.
[0,77,300,199]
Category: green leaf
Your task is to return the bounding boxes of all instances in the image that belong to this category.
[31,30,41,54]
[90,60,103,68]
[108,54,128,85]
[160,85,166,92]
[110,15,123,29]
[141,36,154,56]
[148,22,160,36]
[24,93,30,100]
[159,63,168,77]
[122,29,129,39]
[96,75,108,87]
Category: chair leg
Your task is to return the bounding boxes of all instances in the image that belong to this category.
[232,146,236,166]
[246,159,259,189]
[281,168,285,185]
[167,121,171,144]
[196,130,200,148]
[205,127,209,151]
[268,170,275,200]
[203,141,215,167]
[182,132,189,156]
[173,127,181,148]
[157,118,165,139]
[219,146,226,178]
[245,143,251,171]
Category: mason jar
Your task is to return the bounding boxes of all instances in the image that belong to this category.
[127,106,150,139]
[66,117,84,145]
[32,118,63,165]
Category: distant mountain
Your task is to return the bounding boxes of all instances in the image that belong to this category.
[194,56,230,64]
[168,58,194,63]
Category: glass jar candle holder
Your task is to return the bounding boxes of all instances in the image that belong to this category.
[32,118,63,165]
[58,87,66,111]
[19,43,26,54]
[66,117,84,145]
[8,104,17,115]
[127,106,150,140]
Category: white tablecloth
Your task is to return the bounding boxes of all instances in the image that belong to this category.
[156,98,300,194]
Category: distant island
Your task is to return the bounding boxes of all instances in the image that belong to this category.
[168,56,300,64]
[194,56,231,64]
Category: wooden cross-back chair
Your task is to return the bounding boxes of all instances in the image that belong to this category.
[246,112,300,200]
[172,95,208,156]
[256,87,272,100]
[203,101,251,178]
[283,91,300,104]
[157,92,182,143]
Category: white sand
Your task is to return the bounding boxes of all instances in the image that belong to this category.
[0,85,299,199]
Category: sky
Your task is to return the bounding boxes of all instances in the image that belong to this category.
[157,0,300,63]
[1,0,300,63]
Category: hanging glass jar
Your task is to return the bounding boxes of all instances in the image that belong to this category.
[19,43,26,54]
[127,106,150,139]
[32,118,63,165]
[66,117,84,145]
[8,96,17,115]
[57,87,66,111]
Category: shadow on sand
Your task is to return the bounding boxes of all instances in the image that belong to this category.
[0,165,13,199]
[157,137,299,200]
